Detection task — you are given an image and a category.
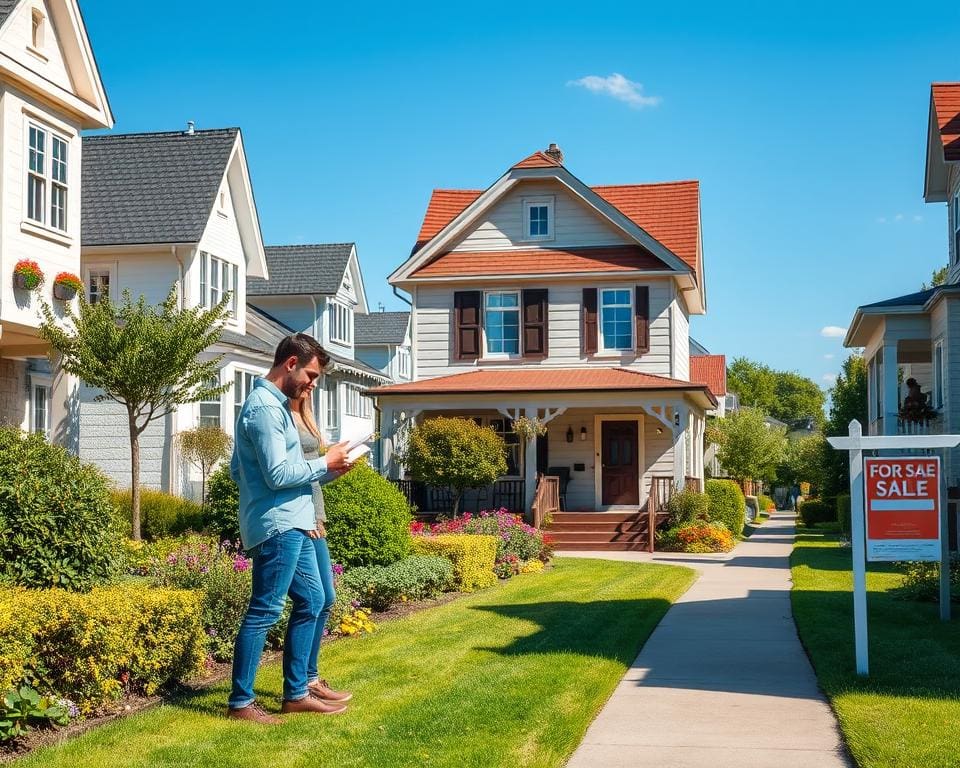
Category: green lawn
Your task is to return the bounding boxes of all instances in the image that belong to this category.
[791,534,960,768]
[17,558,694,768]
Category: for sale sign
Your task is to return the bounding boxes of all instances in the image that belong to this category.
[864,457,941,562]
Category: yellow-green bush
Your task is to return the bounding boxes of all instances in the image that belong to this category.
[111,488,204,541]
[411,534,498,591]
[0,584,205,713]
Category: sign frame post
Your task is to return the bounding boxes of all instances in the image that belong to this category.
[827,420,960,677]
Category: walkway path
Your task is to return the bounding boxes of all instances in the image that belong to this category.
[562,511,851,768]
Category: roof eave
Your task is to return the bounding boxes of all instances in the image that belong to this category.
[925,96,950,203]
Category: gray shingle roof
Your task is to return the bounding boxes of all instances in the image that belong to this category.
[82,128,238,246]
[860,287,939,310]
[355,311,410,345]
[219,329,274,355]
[0,1,18,28]
[247,244,353,296]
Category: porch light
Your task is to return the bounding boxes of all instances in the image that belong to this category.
[580,426,587,441]
[657,427,663,435]
[566,426,574,443]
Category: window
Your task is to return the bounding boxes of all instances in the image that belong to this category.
[397,348,411,379]
[31,9,43,49]
[329,301,353,344]
[954,190,960,264]
[87,267,111,304]
[199,376,222,428]
[26,123,68,232]
[200,252,238,316]
[32,383,49,438]
[325,378,340,431]
[233,370,256,425]
[484,291,520,356]
[488,418,521,476]
[935,341,945,410]
[344,383,371,418]
[600,288,633,351]
[522,197,554,241]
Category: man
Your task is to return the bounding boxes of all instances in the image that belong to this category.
[227,333,351,724]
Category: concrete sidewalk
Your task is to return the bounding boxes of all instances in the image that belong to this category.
[562,511,851,768]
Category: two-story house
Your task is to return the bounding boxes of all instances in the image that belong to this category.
[355,310,412,384]
[371,146,716,519]
[0,0,112,446]
[845,83,960,494]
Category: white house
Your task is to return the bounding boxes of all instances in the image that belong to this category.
[355,310,412,383]
[0,0,112,446]
[371,145,718,534]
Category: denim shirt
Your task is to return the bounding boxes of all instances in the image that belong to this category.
[230,378,329,549]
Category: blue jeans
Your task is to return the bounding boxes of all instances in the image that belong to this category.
[307,537,337,683]
[229,528,323,709]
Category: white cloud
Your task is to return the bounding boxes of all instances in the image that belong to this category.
[567,73,661,109]
[895,213,904,221]
[824,353,835,360]
[822,373,837,383]
[820,326,848,338]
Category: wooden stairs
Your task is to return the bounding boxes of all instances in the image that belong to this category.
[546,511,668,552]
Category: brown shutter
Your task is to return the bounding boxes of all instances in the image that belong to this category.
[522,289,548,358]
[635,285,650,355]
[453,291,482,361]
[582,288,598,355]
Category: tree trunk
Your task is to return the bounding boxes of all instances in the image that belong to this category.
[452,489,463,518]
[128,412,142,541]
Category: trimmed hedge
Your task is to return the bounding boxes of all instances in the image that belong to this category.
[111,489,204,541]
[340,555,454,611]
[411,534,498,591]
[324,463,413,567]
[0,584,206,713]
[798,498,834,527]
[836,494,851,536]
[705,479,746,538]
[665,489,710,528]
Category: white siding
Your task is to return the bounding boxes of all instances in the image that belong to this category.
[355,345,391,376]
[672,294,690,381]
[0,0,74,96]
[198,179,246,333]
[948,165,960,285]
[450,181,631,252]
[942,298,960,482]
[413,278,674,379]
[246,295,316,336]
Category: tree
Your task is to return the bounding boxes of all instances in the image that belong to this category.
[727,357,825,427]
[178,425,232,513]
[727,358,777,412]
[922,265,948,289]
[712,407,787,485]
[777,434,827,490]
[39,288,230,540]
[821,354,868,500]
[402,416,508,516]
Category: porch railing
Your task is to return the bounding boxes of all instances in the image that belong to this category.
[389,478,526,516]
[897,413,944,436]
[684,476,702,493]
[531,474,560,529]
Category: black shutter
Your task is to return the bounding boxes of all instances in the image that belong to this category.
[635,286,650,354]
[453,291,481,361]
[522,289,548,358]
[582,288,598,355]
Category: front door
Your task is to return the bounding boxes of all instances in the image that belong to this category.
[601,420,640,506]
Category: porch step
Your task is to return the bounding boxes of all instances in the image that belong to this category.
[551,540,655,552]
[546,510,670,551]
[549,520,650,533]
[549,512,642,524]
[549,530,649,544]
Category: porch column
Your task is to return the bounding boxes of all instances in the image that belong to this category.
[523,406,538,513]
[882,342,899,436]
[672,404,688,491]
[378,406,396,477]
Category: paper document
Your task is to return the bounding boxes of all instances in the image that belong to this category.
[340,427,374,463]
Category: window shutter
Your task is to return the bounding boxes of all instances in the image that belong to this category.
[635,286,650,355]
[582,288,598,355]
[453,291,482,361]
[522,289,548,358]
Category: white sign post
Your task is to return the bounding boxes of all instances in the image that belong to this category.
[827,420,960,676]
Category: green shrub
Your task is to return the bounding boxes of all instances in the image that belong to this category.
[323,463,412,567]
[798,498,834,527]
[204,464,240,542]
[836,494,851,536]
[658,521,735,553]
[340,555,454,611]
[757,494,776,513]
[0,583,206,714]
[111,489,204,541]
[705,479,746,538]
[896,555,960,602]
[411,534,498,591]
[665,489,710,528]
[0,427,121,591]
[427,509,547,563]
[0,684,70,742]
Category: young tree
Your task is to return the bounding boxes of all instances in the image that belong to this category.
[712,407,787,486]
[777,434,827,490]
[39,288,230,540]
[922,265,948,289]
[178,425,232,513]
[402,416,507,516]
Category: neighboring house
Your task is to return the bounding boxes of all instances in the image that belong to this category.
[78,126,271,497]
[247,244,390,448]
[371,145,716,516]
[0,0,112,446]
[845,82,960,488]
[690,351,728,477]
[355,310,412,383]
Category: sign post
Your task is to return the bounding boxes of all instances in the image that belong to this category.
[827,420,960,676]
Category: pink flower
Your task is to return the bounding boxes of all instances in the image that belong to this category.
[233,556,250,572]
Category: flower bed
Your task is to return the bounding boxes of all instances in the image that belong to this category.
[658,521,736,553]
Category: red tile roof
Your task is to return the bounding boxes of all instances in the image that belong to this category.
[412,245,670,278]
[368,367,716,406]
[512,151,563,169]
[932,83,960,162]
[690,354,726,398]
[414,189,483,252]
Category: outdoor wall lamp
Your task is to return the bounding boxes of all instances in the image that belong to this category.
[566,426,574,443]
[580,426,587,441]
[656,427,664,435]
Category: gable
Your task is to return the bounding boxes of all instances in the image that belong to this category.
[0,0,111,128]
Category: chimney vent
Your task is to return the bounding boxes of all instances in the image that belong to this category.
[545,143,563,164]
[185,120,195,136]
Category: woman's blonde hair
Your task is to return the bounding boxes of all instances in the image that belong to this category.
[292,390,322,441]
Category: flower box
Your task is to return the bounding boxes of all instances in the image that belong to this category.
[13,259,44,291]
[53,271,82,301]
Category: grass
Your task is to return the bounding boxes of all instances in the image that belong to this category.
[17,558,694,768]
[791,533,960,768]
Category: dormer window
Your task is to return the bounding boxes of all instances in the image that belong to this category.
[199,251,238,317]
[31,9,44,50]
[329,301,353,344]
[522,197,554,241]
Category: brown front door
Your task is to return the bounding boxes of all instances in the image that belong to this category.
[601,420,640,506]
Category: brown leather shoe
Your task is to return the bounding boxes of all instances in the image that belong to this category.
[280,695,347,715]
[309,678,353,703]
[226,701,281,725]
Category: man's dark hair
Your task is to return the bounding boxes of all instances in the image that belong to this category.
[273,333,329,368]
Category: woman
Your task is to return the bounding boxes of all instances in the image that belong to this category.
[290,383,353,710]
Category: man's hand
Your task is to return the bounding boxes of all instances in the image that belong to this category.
[324,441,351,472]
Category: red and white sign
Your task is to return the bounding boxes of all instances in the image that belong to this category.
[864,457,941,561]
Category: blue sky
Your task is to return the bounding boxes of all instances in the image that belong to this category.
[81,1,953,389]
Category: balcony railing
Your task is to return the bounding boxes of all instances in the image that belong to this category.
[896,413,945,436]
